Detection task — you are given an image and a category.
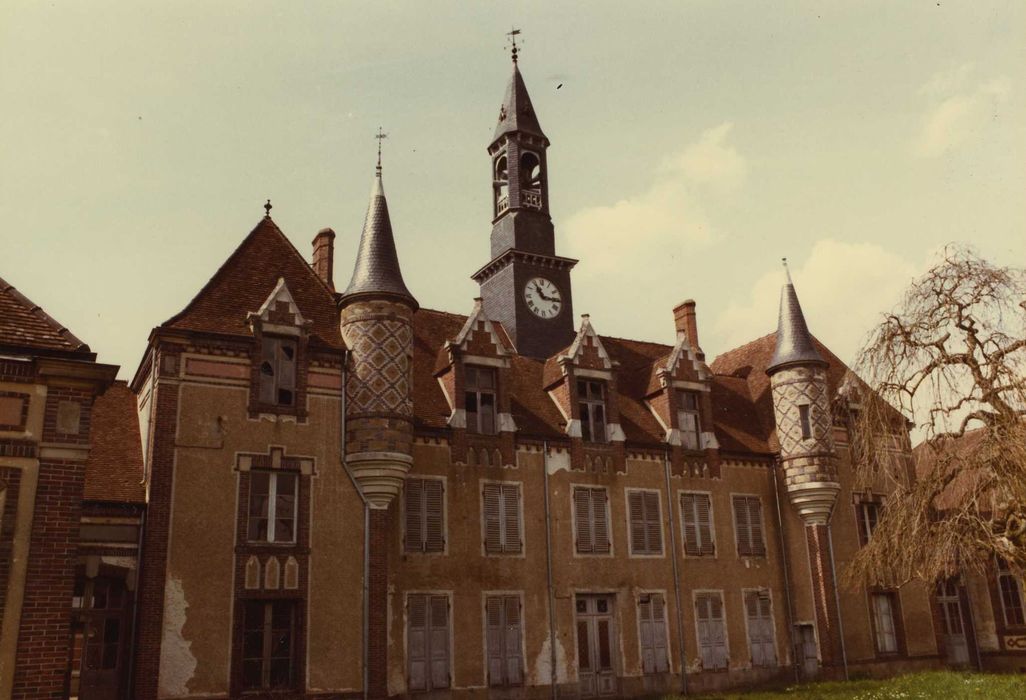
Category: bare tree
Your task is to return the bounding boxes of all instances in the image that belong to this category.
[844,245,1026,588]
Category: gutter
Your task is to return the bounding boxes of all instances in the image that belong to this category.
[771,461,799,683]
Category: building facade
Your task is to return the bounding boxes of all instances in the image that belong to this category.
[2,49,1026,700]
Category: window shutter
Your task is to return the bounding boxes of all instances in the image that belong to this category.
[486,596,504,685]
[644,491,662,554]
[652,594,668,673]
[710,595,727,669]
[629,491,647,554]
[259,338,277,403]
[408,595,428,691]
[749,498,766,556]
[734,497,752,556]
[428,596,450,689]
[681,494,699,556]
[593,490,610,554]
[696,494,714,555]
[483,484,502,553]
[278,342,296,392]
[405,479,424,553]
[424,480,444,552]
[574,488,593,553]
[502,484,521,553]
[504,597,523,685]
[639,596,654,674]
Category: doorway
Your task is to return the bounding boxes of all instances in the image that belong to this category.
[575,595,617,697]
[937,580,970,666]
[69,575,131,700]
[794,624,819,678]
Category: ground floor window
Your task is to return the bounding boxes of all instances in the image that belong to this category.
[997,557,1025,627]
[638,593,669,674]
[870,592,899,654]
[744,590,777,666]
[408,593,451,691]
[695,593,728,670]
[485,594,523,686]
[242,599,296,690]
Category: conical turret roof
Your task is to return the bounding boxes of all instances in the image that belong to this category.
[340,172,417,309]
[493,62,546,143]
[767,268,824,373]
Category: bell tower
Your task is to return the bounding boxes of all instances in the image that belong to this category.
[473,32,577,358]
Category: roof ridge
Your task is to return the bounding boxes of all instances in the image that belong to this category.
[0,274,90,353]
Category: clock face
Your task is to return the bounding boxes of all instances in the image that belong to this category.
[524,277,563,319]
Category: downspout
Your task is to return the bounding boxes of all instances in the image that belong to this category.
[125,507,146,697]
[825,524,849,680]
[663,452,687,695]
[542,442,558,699]
[338,351,371,700]
[771,460,799,684]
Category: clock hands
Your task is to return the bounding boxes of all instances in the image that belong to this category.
[533,282,558,303]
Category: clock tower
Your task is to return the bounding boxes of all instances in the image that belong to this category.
[472,39,577,358]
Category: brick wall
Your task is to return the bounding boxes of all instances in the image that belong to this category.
[368,507,389,698]
[805,524,843,667]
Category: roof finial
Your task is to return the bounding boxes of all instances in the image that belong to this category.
[375,127,388,176]
[506,27,521,64]
[782,257,793,284]
[264,199,272,217]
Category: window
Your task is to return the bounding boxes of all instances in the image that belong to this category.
[465,366,498,435]
[855,501,880,547]
[677,390,702,450]
[798,404,812,440]
[242,600,296,690]
[408,594,450,691]
[259,337,297,407]
[997,558,1025,626]
[405,478,445,553]
[681,492,715,556]
[248,471,298,543]
[732,496,766,557]
[744,591,777,667]
[628,490,663,556]
[871,592,899,654]
[638,593,669,674]
[695,593,728,670]
[577,380,607,443]
[573,487,610,554]
[485,595,523,687]
[483,483,521,554]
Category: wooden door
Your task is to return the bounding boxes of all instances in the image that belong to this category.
[72,577,130,700]
[576,595,616,697]
[795,624,819,678]
[407,594,450,692]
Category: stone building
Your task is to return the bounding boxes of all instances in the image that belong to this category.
[2,48,1025,700]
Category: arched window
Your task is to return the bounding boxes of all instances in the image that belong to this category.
[520,151,542,189]
[494,154,509,214]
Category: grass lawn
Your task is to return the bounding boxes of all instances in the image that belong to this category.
[663,671,1026,699]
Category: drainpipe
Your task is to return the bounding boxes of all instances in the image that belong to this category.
[663,452,687,695]
[771,461,799,684]
[542,442,558,699]
[125,507,146,697]
[825,524,849,680]
[337,352,371,700]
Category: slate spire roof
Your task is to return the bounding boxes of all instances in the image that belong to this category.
[493,60,547,143]
[767,263,825,372]
[340,171,418,309]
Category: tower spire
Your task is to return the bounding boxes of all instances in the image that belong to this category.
[767,262,824,372]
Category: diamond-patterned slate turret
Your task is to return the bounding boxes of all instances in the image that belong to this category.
[339,170,417,509]
[766,267,840,524]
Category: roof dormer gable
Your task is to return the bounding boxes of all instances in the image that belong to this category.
[560,314,614,373]
[248,278,310,337]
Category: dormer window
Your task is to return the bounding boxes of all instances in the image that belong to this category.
[259,337,297,407]
[465,365,497,435]
[578,379,607,443]
[677,390,702,450]
[798,404,812,440]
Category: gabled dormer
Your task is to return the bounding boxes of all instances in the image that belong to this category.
[434,299,517,467]
[543,315,626,472]
[644,301,721,477]
[247,278,312,418]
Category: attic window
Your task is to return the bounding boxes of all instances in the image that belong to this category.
[259,337,297,407]
[465,365,497,435]
[677,390,701,450]
[577,379,607,444]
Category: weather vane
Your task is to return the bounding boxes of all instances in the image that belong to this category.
[264,199,272,217]
[506,27,521,63]
[375,126,387,175]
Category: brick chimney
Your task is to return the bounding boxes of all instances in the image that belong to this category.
[312,228,336,291]
[673,300,703,358]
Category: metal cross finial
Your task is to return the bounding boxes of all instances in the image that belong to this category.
[264,199,272,217]
[375,127,388,175]
[506,27,521,63]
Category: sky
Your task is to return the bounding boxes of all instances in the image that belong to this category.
[1,1,1023,380]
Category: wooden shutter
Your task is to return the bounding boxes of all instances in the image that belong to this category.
[405,478,424,553]
[483,484,502,553]
[746,592,776,666]
[424,480,444,553]
[502,484,521,553]
[504,597,523,685]
[748,498,766,556]
[574,488,593,553]
[592,489,610,554]
[696,494,714,555]
[681,493,700,555]
[650,594,668,672]
[259,337,277,403]
[696,594,729,670]
[408,595,428,691]
[734,497,751,556]
[629,491,647,554]
[644,491,662,554]
[428,596,450,689]
[639,596,654,673]
[486,597,504,685]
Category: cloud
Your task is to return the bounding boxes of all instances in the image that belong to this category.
[664,122,748,193]
[914,65,1011,157]
[711,240,920,364]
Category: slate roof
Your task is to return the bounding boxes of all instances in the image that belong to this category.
[768,278,825,372]
[340,174,417,309]
[84,381,145,504]
[160,216,345,349]
[0,275,92,357]
[412,308,774,455]
[493,62,547,143]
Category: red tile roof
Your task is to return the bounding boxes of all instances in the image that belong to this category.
[84,381,145,504]
[160,217,344,349]
[0,275,92,356]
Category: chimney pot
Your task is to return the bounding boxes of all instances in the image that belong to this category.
[673,299,702,357]
[312,228,336,291]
